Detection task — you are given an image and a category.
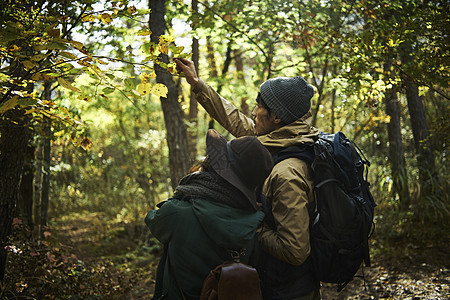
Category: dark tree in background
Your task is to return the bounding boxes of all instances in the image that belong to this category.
[0,111,30,281]
[149,0,191,190]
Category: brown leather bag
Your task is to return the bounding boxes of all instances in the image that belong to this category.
[200,260,262,300]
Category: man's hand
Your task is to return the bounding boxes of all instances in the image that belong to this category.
[174,58,199,86]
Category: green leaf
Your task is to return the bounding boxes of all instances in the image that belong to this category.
[0,96,20,113]
[124,78,134,90]
[18,97,37,108]
[102,87,115,95]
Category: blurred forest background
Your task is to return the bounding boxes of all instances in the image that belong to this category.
[1,0,448,299]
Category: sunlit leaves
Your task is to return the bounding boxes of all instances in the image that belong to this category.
[136,83,152,96]
[135,71,168,97]
[151,83,168,98]
[81,13,96,22]
[97,13,113,25]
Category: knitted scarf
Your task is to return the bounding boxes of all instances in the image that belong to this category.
[174,171,252,210]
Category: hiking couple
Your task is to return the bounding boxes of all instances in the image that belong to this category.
[145,57,321,300]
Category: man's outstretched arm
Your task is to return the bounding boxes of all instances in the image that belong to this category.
[174,58,256,137]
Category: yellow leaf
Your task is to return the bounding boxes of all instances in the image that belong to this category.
[136,83,152,96]
[24,108,39,115]
[152,83,168,97]
[69,40,83,51]
[31,73,54,81]
[137,29,152,36]
[22,60,37,70]
[127,6,137,15]
[81,13,96,22]
[139,72,155,83]
[57,77,81,93]
[158,43,168,54]
[9,45,21,52]
[167,63,176,74]
[0,95,19,113]
[159,34,174,44]
[95,58,108,65]
[80,137,93,151]
[78,95,91,101]
[172,45,184,55]
[98,13,113,25]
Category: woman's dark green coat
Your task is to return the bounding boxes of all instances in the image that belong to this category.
[145,196,264,300]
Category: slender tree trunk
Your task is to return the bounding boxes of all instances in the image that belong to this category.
[235,50,250,117]
[400,44,436,198]
[39,81,52,229]
[384,61,410,207]
[188,0,199,161]
[310,55,328,127]
[205,37,218,130]
[206,36,218,78]
[40,120,51,227]
[149,0,190,190]
[330,88,336,133]
[34,141,43,238]
[0,110,30,281]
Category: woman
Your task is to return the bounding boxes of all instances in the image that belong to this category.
[145,129,273,300]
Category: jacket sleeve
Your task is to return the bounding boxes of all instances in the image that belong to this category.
[193,79,257,137]
[257,158,314,266]
[145,201,178,244]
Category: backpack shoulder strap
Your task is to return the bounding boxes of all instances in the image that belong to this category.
[272,144,315,166]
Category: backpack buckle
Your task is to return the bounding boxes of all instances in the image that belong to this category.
[228,249,246,263]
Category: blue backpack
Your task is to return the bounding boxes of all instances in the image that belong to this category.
[271,132,376,290]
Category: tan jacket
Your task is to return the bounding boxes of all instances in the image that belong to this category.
[193,79,319,265]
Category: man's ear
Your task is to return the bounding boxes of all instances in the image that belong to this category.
[270,113,283,125]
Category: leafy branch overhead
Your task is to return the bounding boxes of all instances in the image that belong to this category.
[0,0,190,132]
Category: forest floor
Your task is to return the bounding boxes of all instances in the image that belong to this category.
[3,212,450,299]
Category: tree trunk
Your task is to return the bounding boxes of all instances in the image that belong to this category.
[206,36,218,78]
[149,0,191,190]
[235,50,250,117]
[40,120,51,227]
[383,61,410,207]
[0,110,30,281]
[17,143,35,227]
[34,141,43,238]
[188,0,199,162]
[206,37,218,130]
[400,44,436,198]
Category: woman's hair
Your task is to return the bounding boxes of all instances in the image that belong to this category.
[187,156,212,173]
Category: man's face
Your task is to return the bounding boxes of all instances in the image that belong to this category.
[252,103,281,136]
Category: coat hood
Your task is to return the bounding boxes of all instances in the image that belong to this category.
[257,112,319,153]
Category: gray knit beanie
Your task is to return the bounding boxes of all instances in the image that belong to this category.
[259,76,314,124]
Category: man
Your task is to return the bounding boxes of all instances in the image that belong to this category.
[174,58,321,300]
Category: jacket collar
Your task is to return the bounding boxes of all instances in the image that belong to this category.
[257,112,319,153]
